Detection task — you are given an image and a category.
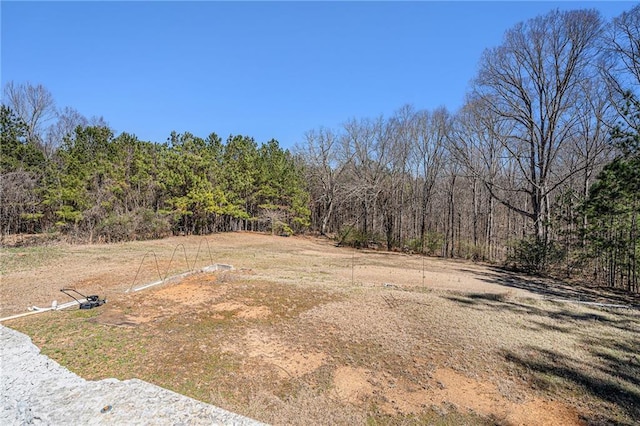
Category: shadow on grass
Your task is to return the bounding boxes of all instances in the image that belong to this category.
[444,279,640,425]
[503,346,640,425]
[448,267,640,336]
[443,292,632,331]
[455,266,640,308]
[584,337,640,389]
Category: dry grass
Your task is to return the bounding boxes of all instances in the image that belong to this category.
[2,232,639,425]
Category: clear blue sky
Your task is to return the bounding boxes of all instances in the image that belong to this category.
[1,1,635,149]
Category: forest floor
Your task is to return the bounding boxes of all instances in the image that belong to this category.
[1,232,639,425]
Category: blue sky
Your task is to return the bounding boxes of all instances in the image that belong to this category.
[1,1,635,149]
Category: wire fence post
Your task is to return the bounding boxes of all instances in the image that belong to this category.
[352,248,355,286]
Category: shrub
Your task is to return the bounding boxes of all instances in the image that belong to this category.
[405,238,423,253]
[135,209,172,240]
[96,213,135,242]
[404,233,445,255]
[459,242,484,261]
[506,237,566,274]
[273,220,293,237]
[337,227,382,249]
[96,209,172,243]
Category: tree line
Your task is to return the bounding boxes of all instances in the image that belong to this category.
[1,103,309,241]
[1,6,638,292]
[299,7,639,292]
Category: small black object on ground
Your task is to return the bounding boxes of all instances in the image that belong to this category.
[60,288,107,309]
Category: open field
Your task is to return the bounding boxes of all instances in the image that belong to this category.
[1,232,639,425]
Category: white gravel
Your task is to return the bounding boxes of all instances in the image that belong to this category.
[0,325,265,425]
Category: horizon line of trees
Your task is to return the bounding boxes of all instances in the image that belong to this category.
[1,105,310,240]
[2,6,638,293]
[298,7,639,293]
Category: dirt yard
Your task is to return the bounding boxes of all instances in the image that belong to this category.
[1,232,639,425]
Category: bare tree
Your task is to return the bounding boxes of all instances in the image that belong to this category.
[472,9,604,245]
[0,172,40,236]
[602,5,640,141]
[410,108,449,248]
[3,81,57,150]
[342,116,389,239]
[298,127,352,236]
[452,98,516,260]
[443,161,461,258]
[603,6,640,94]
[564,77,614,227]
[44,106,88,158]
[384,105,417,247]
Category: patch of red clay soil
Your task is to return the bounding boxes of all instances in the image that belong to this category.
[151,273,222,305]
[94,274,224,325]
[332,366,431,414]
[210,302,272,320]
[332,366,584,425]
[332,366,375,404]
[430,368,583,425]
[223,329,327,379]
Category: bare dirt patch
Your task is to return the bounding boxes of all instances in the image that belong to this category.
[225,329,327,379]
[333,366,375,405]
[431,368,582,426]
[2,232,639,425]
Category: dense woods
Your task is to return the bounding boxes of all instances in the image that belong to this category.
[1,7,638,292]
[0,108,309,240]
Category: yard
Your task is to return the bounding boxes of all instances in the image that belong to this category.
[1,232,638,425]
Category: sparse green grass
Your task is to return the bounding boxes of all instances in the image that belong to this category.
[14,309,146,380]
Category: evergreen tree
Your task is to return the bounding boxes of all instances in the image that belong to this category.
[584,91,640,292]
